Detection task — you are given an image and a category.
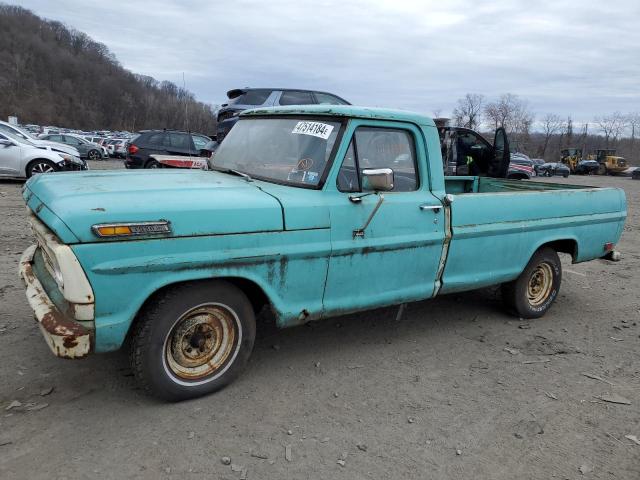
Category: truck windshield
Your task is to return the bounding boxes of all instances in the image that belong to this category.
[212,117,342,187]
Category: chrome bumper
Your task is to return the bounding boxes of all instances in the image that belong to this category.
[18,245,92,359]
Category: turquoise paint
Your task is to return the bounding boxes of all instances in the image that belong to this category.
[22,106,627,354]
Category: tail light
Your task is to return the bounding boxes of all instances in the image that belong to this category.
[128,144,139,155]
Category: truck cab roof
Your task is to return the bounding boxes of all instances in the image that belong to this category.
[241,105,437,127]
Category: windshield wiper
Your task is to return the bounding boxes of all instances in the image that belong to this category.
[212,167,253,182]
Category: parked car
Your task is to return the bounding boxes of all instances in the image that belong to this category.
[83,135,106,145]
[574,160,599,175]
[0,120,81,158]
[538,162,570,178]
[508,155,536,179]
[531,158,545,174]
[111,139,128,158]
[0,130,86,178]
[216,88,350,141]
[18,105,626,400]
[40,134,104,160]
[125,130,212,168]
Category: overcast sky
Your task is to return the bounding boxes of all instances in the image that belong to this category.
[15,0,640,125]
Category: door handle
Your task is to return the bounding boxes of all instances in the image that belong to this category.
[419,204,442,212]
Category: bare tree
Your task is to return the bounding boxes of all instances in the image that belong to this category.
[540,113,565,158]
[452,94,484,130]
[483,93,534,135]
[484,94,534,152]
[594,112,626,146]
[565,116,573,146]
[627,112,640,158]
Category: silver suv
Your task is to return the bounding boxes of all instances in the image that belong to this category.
[216,88,350,141]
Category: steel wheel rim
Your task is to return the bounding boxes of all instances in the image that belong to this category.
[163,303,240,384]
[527,263,553,306]
[31,163,55,174]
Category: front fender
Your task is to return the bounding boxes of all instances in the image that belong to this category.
[72,229,331,352]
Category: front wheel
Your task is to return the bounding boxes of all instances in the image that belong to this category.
[88,149,100,160]
[501,247,561,319]
[130,280,256,401]
[27,159,57,177]
[597,164,607,175]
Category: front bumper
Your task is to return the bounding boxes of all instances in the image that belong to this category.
[59,159,88,171]
[19,245,92,359]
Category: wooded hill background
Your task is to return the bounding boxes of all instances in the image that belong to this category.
[0,4,637,163]
[0,4,216,134]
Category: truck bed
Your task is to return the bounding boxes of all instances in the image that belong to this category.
[440,176,626,294]
[445,176,589,194]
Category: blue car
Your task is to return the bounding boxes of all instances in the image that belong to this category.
[216,88,350,141]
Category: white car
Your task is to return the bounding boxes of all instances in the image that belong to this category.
[111,139,128,158]
[0,121,81,159]
[0,130,87,179]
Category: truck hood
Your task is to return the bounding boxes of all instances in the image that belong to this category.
[23,170,284,243]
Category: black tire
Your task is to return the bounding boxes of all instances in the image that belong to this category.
[87,149,100,160]
[27,159,57,177]
[501,247,561,319]
[563,173,569,178]
[597,164,607,175]
[130,280,256,401]
[145,159,160,168]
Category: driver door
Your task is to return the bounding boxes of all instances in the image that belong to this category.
[322,121,446,316]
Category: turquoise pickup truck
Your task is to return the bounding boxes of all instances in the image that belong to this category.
[19,106,626,400]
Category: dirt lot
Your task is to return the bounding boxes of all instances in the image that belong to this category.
[0,163,638,480]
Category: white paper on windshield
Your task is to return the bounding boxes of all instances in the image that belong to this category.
[292,121,334,140]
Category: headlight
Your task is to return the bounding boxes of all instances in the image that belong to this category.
[41,246,64,289]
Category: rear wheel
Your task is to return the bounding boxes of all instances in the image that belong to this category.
[501,247,561,319]
[130,280,256,401]
[27,159,57,177]
[597,163,607,175]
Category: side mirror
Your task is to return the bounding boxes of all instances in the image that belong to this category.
[0,139,15,147]
[362,168,394,191]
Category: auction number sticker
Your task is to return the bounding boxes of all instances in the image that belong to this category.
[292,121,334,140]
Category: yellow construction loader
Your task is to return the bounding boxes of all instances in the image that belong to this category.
[560,148,582,172]
[587,149,627,175]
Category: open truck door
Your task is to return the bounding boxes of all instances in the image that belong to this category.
[488,127,510,178]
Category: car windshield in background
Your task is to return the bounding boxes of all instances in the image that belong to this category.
[212,117,342,187]
[2,129,36,146]
[227,90,272,106]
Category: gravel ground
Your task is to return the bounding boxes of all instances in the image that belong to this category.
[0,164,638,479]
